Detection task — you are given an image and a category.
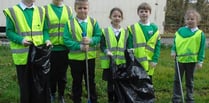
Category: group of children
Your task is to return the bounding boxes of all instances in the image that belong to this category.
[4,0,206,103]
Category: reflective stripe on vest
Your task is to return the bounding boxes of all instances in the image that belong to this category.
[128,23,149,71]
[176,30,202,63]
[100,27,128,68]
[4,6,45,65]
[146,30,160,60]
[67,17,97,60]
[45,5,72,45]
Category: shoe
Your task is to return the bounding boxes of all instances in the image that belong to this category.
[50,94,56,103]
[58,96,65,103]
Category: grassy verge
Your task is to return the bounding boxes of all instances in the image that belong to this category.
[0,46,209,103]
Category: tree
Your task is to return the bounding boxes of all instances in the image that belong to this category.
[165,0,209,32]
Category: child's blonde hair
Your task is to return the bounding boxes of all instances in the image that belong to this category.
[137,2,152,13]
[184,9,201,23]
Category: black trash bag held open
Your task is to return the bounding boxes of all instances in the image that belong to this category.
[109,49,155,103]
[27,43,51,103]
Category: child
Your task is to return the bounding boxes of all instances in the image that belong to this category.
[3,0,51,103]
[171,9,206,103]
[44,0,73,103]
[100,7,128,103]
[127,2,161,82]
[63,0,101,103]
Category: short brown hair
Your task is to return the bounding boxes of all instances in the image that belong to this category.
[137,2,152,13]
[74,0,88,6]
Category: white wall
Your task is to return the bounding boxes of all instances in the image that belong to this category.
[0,0,166,34]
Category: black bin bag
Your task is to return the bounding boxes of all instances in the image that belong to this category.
[27,43,51,103]
[109,49,155,103]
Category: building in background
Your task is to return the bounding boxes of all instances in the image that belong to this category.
[0,0,166,34]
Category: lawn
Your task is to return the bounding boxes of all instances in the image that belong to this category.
[0,46,209,103]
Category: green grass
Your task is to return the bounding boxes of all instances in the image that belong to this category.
[0,46,209,103]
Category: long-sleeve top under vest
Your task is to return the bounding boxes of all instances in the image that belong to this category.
[63,17,101,50]
[45,4,73,51]
[171,26,206,63]
[5,4,49,45]
[100,27,124,53]
[127,22,161,63]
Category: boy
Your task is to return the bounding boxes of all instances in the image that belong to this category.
[63,0,101,103]
[44,0,73,103]
[127,2,161,82]
[3,0,51,103]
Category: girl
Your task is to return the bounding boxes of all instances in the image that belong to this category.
[171,9,206,103]
[100,7,128,103]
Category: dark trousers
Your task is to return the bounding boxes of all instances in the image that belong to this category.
[102,69,118,103]
[69,59,97,103]
[16,65,50,103]
[16,65,30,103]
[50,50,68,96]
[172,62,196,103]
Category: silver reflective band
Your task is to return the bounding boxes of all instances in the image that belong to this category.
[70,47,96,53]
[136,57,147,63]
[178,53,198,57]
[20,31,43,36]
[8,8,21,34]
[49,24,65,29]
[109,47,125,51]
[70,20,76,40]
[131,25,138,48]
[11,48,29,53]
[100,55,125,60]
[50,32,64,37]
[145,45,154,52]
[135,43,146,48]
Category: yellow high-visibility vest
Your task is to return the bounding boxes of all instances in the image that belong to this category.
[4,5,45,65]
[176,30,202,63]
[67,17,97,60]
[128,23,149,71]
[100,27,128,69]
[45,4,72,45]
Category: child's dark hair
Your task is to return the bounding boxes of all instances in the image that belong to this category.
[137,2,152,13]
[109,7,123,19]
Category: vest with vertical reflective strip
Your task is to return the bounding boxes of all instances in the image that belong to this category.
[128,23,149,71]
[3,5,45,65]
[45,4,72,45]
[100,27,128,69]
[176,30,202,63]
[67,16,96,60]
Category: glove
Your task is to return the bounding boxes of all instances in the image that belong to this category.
[106,50,113,56]
[80,44,89,52]
[82,37,90,45]
[150,62,157,68]
[196,63,203,69]
[45,40,52,47]
[22,39,32,47]
[171,52,176,59]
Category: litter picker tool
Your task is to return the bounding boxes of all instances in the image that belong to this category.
[82,32,91,103]
[175,57,185,103]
